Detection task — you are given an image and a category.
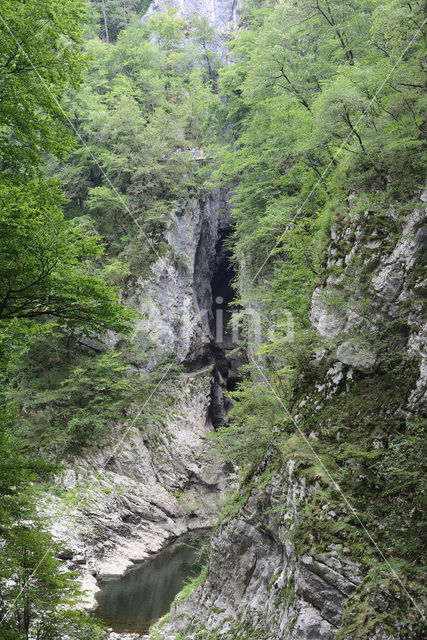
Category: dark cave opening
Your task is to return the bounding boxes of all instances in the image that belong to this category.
[210,233,236,349]
[207,231,246,429]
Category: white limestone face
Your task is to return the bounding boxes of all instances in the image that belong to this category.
[146,0,241,33]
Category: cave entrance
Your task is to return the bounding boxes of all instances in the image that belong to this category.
[207,231,246,428]
[210,232,236,349]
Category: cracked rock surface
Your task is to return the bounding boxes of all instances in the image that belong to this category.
[160,461,363,640]
[152,197,426,640]
[44,368,227,610]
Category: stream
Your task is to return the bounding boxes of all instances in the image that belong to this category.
[94,532,206,634]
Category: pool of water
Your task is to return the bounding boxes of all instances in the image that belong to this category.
[94,532,206,634]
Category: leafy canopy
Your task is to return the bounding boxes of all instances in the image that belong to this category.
[0,0,88,175]
[0,0,135,352]
[0,179,135,336]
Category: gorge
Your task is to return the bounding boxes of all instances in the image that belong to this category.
[0,1,425,640]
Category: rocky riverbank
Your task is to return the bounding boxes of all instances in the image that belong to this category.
[42,369,231,610]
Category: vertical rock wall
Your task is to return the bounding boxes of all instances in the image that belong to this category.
[146,0,241,38]
[154,195,426,640]
[46,188,237,613]
[130,190,231,362]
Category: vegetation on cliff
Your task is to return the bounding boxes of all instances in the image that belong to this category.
[1,1,220,635]
[212,0,426,636]
[0,0,425,637]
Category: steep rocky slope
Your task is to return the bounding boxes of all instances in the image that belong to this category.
[162,459,365,640]
[45,370,223,609]
[42,2,425,638]
[153,194,426,639]
[130,190,231,362]
[44,188,238,610]
[44,0,243,621]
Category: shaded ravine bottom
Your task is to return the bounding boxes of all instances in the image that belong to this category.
[94,532,207,634]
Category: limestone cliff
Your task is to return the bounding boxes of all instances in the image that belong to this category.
[162,459,365,640]
[44,186,237,611]
[131,190,231,362]
[43,2,425,638]
[146,0,241,37]
[152,193,426,640]
[45,371,223,609]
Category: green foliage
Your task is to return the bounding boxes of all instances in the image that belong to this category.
[0,525,108,639]
[305,370,426,561]
[4,332,182,455]
[208,1,427,635]
[48,611,108,640]
[88,0,151,42]
[337,561,426,639]
[0,525,74,638]
[211,0,426,454]
[50,11,219,277]
[0,0,134,358]
[174,563,210,606]
[214,353,426,635]
[0,178,135,346]
[1,0,426,634]
[0,4,160,634]
[214,377,289,468]
[0,0,88,176]
[265,358,425,634]
[0,415,54,537]
[210,0,425,333]
[0,418,107,639]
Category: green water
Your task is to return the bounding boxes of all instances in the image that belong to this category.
[94,533,205,634]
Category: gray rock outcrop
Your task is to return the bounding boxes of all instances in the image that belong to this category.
[158,460,364,640]
[310,194,426,389]
[44,371,228,609]
[147,0,241,38]
[152,194,426,639]
[44,190,235,614]
[131,190,231,362]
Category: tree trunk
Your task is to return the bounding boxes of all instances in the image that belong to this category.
[101,0,109,43]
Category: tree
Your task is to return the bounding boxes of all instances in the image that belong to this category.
[0,179,135,339]
[47,12,219,280]
[209,1,426,635]
[0,0,88,175]
[0,415,107,639]
[89,0,151,42]
[189,15,221,88]
[0,5,131,631]
[0,1,135,349]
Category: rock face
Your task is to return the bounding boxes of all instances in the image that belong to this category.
[310,195,426,388]
[159,458,363,640]
[45,0,426,632]
[44,190,237,614]
[152,195,426,640]
[131,190,231,362]
[157,460,364,640]
[147,0,241,37]
[45,371,228,610]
